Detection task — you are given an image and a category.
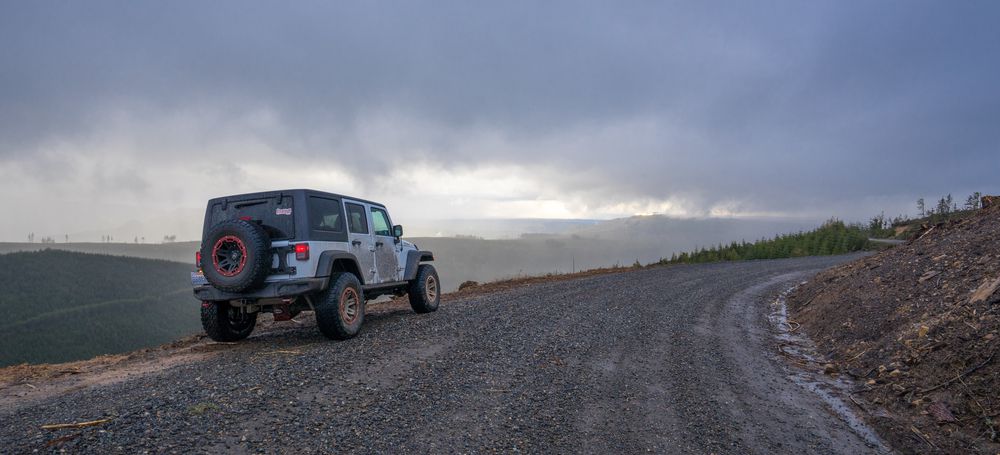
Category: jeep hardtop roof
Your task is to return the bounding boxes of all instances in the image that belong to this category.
[206,189,386,208]
[202,189,389,241]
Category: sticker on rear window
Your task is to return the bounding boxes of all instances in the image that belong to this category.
[276,208,292,215]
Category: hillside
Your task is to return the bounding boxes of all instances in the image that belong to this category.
[0,250,199,367]
[787,196,1000,454]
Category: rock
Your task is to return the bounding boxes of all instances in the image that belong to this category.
[918,270,940,283]
[918,325,929,338]
[928,402,957,423]
[969,276,1000,304]
[823,363,838,375]
[458,281,479,291]
[889,369,902,377]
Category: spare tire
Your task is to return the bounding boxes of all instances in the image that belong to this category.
[201,219,271,292]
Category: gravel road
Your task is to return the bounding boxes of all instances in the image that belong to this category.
[0,255,887,454]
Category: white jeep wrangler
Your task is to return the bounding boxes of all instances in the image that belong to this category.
[192,189,439,341]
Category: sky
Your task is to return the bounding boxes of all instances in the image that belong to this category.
[1,1,998,242]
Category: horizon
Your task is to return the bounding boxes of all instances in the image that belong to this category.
[8,211,884,244]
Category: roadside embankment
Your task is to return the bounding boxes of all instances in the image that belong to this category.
[788,196,1000,454]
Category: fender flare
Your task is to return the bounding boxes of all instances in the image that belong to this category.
[403,250,435,281]
[317,251,366,284]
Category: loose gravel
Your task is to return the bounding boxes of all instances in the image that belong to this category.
[0,255,885,454]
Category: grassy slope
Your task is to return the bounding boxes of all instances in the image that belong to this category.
[0,250,199,367]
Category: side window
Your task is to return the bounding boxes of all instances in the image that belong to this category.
[345,203,369,234]
[308,197,343,232]
[371,207,391,236]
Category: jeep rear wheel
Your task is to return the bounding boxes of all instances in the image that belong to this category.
[201,301,257,342]
[408,264,440,313]
[315,273,365,340]
[201,219,271,292]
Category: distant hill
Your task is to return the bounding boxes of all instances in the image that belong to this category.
[567,214,818,243]
[403,218,601,238]
[0,250,198,367]
[0,241,198,264]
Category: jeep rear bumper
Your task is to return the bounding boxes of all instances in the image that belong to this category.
[193,277,329,301]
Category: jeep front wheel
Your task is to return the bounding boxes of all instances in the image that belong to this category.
[201,301,257,342]
[408,264,440,313]
[315,273,365,340]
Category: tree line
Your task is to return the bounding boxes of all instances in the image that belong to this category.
[658,219,870,265]
[24,234,180,243]
[916,192,981,221]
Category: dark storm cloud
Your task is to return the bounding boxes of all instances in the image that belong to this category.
[1,0,998,217]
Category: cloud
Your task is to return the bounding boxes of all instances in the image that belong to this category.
[0,1,998,240]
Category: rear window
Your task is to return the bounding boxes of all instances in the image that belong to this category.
[207,196,295,240]
[308,196,344,233]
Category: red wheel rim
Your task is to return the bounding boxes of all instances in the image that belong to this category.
[212,235,248,277]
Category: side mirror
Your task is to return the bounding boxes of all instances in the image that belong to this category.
[392,225,403,238]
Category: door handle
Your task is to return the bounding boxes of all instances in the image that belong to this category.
[351,240,362,246]
[375,241,384,248]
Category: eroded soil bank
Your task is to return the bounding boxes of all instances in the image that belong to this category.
[789,196,1000,454]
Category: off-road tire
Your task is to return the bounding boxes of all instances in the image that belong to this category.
[315,273,365,340]
[201,219,271,292]
[408,264,440,313]
[201,301,257,342]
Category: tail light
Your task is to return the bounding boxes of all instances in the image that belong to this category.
[294,243,310,261]
[195,251,202,269]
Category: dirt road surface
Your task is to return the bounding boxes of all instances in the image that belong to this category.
[0,255,888,454]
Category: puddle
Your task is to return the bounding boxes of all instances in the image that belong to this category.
[769,283,891,453]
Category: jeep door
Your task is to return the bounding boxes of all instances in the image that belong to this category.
[370,206,400,283]
[344,201,376,284]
